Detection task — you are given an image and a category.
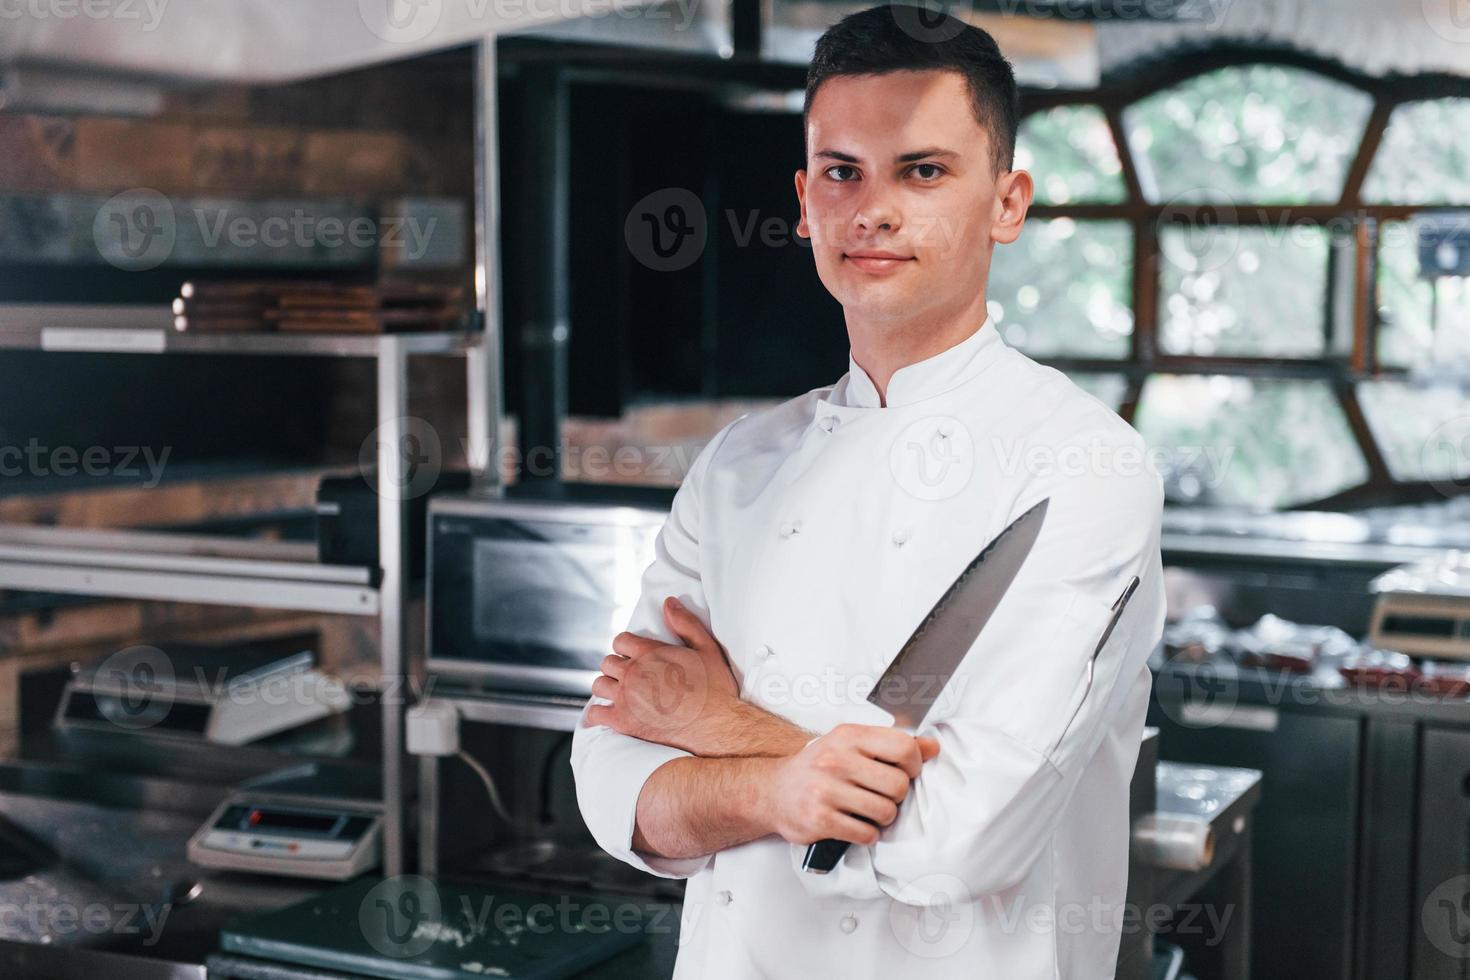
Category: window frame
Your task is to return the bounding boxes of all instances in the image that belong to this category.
[1019,46,1470,509]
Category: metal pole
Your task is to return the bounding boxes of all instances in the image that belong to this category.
[419,754,439,877]
[377,337,410,877]
[470,37,506,496]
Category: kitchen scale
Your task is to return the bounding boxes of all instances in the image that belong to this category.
[55,643,350,746]
[1369,552,1470,661]
[188,763,383,880]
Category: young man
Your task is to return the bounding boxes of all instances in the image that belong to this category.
[572,6,1165,977]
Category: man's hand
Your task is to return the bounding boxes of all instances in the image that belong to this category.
[762,723,941,846]
[587,597,742,754]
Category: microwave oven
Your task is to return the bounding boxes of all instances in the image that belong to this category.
[426,485,675,696]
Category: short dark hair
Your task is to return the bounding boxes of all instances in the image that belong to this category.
[804,5,1020,174]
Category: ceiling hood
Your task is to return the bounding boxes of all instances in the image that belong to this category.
[0,0,1462,93]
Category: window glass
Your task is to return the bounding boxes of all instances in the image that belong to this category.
[988,218,1133,358]
[1015,105,1127,205]
[1159,225,1330,356]
[1066,372,1129,412]
[1375,217,1470,371]
[1133,375,1367,508]
[1362,99,1470,205]
[1358,381,1470,484]
[1123,64,1373,204]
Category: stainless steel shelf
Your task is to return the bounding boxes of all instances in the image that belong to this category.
[0,527,378,616]
[0,306,478,358]
[439,693,587,732]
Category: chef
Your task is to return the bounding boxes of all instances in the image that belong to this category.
[571,6,1166,978]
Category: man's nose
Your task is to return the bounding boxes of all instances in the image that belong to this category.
[851,186,902,237]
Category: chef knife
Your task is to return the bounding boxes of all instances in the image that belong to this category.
[801,497,1050,875]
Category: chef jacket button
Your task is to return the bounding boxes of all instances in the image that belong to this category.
[937,420,954,437]
[891,528,910,547]
[717,890,733,906]
[778,520,801,539]
[839,914,858,933]
[758,644,774,659]
[819,415,838,433]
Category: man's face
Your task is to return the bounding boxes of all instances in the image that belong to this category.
[796,69,1030,327]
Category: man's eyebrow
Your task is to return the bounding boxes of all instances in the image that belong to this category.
[812,147,960,164]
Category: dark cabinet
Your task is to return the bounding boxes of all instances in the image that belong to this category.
[1148,700,1361,980]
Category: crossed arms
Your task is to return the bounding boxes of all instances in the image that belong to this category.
[587,596,939,863]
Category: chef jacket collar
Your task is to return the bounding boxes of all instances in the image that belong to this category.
[826,317,1004,411]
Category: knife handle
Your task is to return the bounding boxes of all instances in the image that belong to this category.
[802,817,879,875]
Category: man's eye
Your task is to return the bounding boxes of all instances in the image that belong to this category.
[911,163,945,180]
[825,165,859,182]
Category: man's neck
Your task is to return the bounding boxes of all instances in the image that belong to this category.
[846,292,990,407]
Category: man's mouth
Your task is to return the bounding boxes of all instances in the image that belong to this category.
[843,251,915,274]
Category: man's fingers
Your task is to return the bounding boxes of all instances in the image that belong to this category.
[823,812,882,847]
[829,783,900,828]
[916,735,941,762]
[590,674,618,702]
[848,726,926,779]
[611,631,660,659]
[661,596,714,652]
[847,757,911,804]
[600,653,631,681]
[585,703,612,728]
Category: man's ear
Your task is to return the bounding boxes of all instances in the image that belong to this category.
[990,168,1034,246]
[794,168,810,240]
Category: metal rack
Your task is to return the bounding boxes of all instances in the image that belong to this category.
[0,314,501,875]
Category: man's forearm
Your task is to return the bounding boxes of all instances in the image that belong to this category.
[692,699,814,758]
[631,754,779,861]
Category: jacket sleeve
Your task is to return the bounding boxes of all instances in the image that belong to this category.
[791,441,1167,904]
[569,420,740,879]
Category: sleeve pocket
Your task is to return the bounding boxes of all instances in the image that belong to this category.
[1044,584,1138,760]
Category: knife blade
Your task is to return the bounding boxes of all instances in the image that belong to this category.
[801,497,1050,875]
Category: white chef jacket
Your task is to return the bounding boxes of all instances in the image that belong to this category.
[571,319,1166,979]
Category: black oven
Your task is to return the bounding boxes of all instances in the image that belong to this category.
[427,485,674,696]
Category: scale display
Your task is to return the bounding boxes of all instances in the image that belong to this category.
[189,798,382,880]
